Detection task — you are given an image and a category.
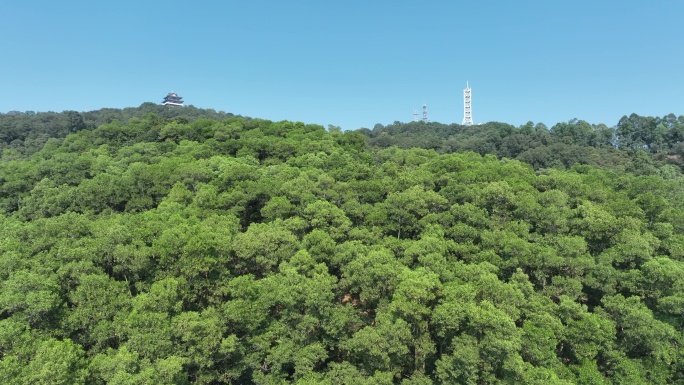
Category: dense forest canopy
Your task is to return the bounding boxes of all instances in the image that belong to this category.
[1,105,684,383]
[0,103,235,156]
[360,113,684,178]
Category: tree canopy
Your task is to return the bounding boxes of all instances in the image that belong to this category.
[2,108,684,383]
[361,114,684,177]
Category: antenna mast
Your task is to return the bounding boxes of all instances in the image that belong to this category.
[422,104,428,123]
[413,109,419,122]
[462,82,473,125]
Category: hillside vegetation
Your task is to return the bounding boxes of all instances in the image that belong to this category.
[1,108,684,383]
[361,114,684,177]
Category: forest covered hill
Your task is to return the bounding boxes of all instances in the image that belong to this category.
[1,107,684,383]
[0,103,235,156]
[359,113,684,178]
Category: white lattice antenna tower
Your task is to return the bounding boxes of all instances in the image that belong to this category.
[422,104,428,123]
[462,81,473,125]
[413,109,419,122]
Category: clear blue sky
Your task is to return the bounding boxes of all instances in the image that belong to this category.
[2,1,683,130]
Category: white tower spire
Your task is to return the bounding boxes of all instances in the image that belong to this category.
[462,81,473,125]
[422,104,428,123]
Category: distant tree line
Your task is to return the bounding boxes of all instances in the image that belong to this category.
[0,103,236,156]
[359,113,684,178]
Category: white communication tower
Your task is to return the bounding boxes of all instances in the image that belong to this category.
[422,104,428,123]
[413,109,419,122]
[462,81,473,125]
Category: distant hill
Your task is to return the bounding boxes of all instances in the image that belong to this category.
[0,103,238,155]
[358,114,684,177]
[4,105,684,178]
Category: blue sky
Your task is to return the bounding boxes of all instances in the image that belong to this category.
[2,1,683,130]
